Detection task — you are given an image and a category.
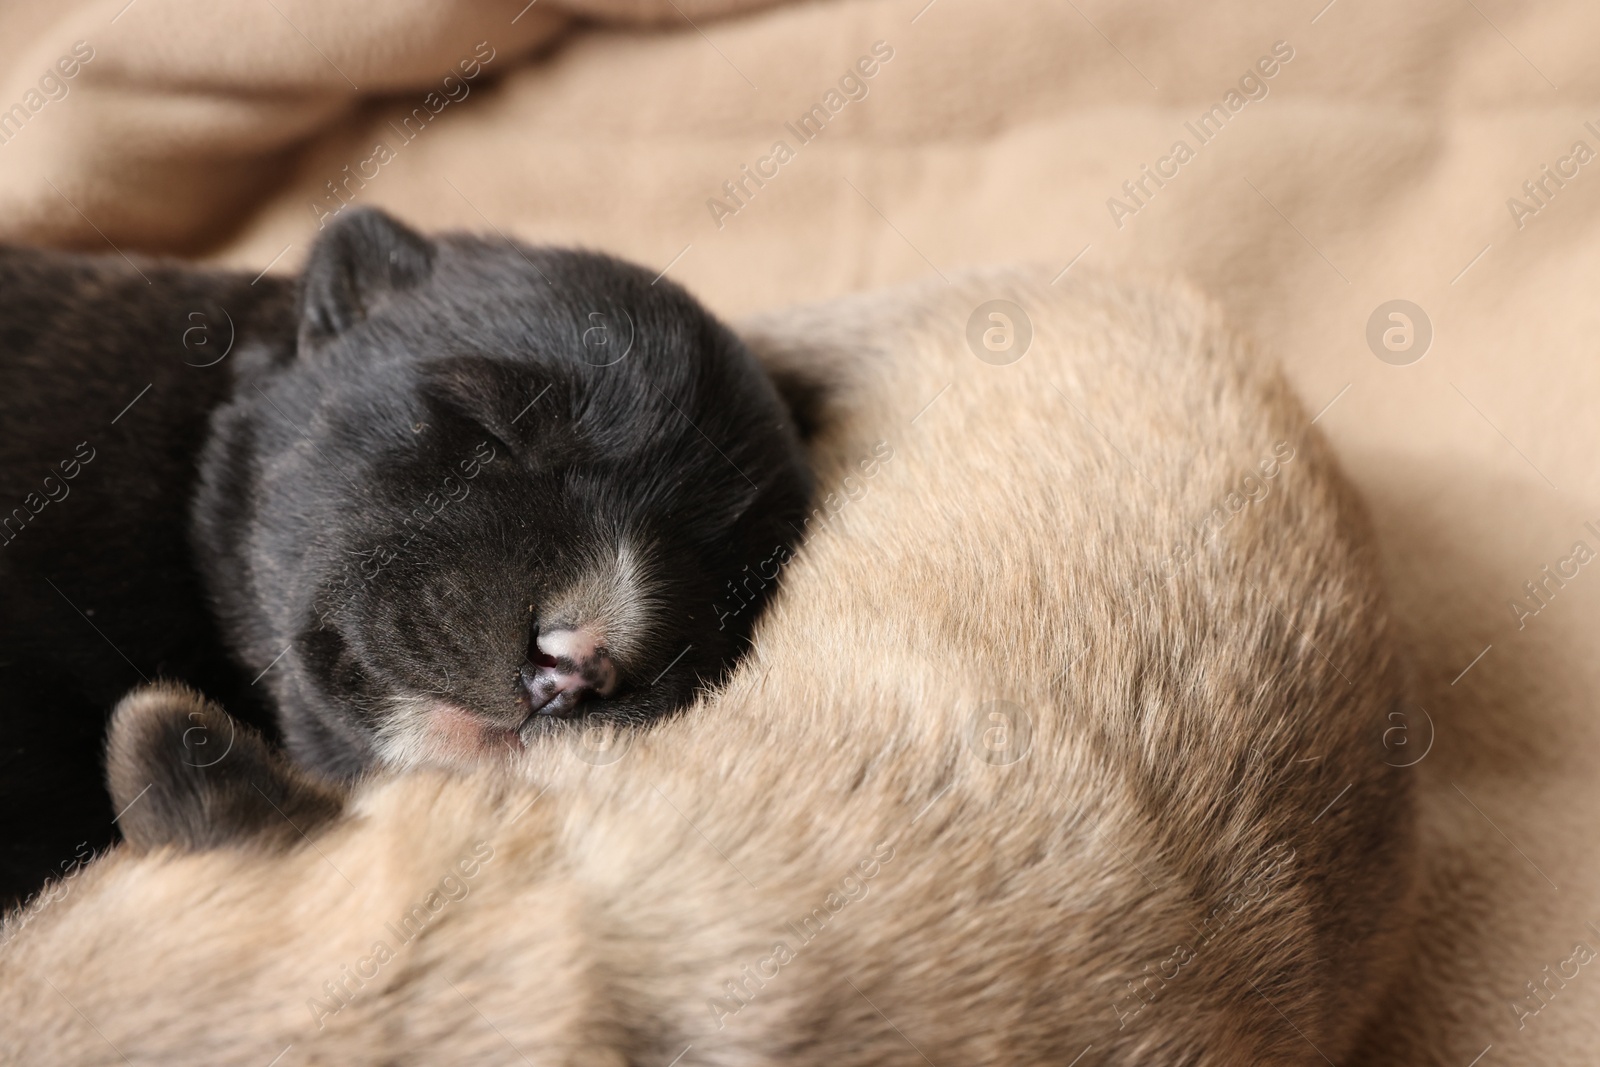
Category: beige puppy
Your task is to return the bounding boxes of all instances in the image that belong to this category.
[0,269,1414,1065]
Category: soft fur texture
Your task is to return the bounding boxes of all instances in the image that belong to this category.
[104,683,345,854]
[0,247,294,907]
[3,4,1592,1060]
[196,208,811,780]
[0,208,809,907]
[0,269,1416,1065]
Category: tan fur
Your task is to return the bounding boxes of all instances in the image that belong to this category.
[0,269,1416,1065]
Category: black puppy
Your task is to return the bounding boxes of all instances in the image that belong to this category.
[0,209,810,906]
[196,210,811,777]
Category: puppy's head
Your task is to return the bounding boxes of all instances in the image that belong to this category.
[201,209,811,779]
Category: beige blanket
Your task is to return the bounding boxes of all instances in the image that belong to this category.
[3,2,1596,1063]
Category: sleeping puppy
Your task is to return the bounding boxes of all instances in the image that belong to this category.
[0,209,810,906]
[195,209,811,780]
[0,269,1417,1065]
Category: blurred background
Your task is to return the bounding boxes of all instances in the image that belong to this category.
[2,1,1598,1062]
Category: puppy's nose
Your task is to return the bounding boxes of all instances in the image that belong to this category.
[520,629,617,718]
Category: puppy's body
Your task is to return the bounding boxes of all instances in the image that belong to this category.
[0,270,1416,1065]
[0,250,292,905]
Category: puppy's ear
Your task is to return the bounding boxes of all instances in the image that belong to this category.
[106,684,345,854]
[736,320,843,443]
[300,207,434,343]
[761,367,830,443]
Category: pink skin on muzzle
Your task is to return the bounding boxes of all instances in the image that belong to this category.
[415,627,621,761]
[519,627,617,719]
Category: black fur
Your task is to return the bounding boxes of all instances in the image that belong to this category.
[0,250,292,907]
[0,209,811,906]
[196,209,812,778]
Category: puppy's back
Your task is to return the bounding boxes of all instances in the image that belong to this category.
[563,268,1414,1061]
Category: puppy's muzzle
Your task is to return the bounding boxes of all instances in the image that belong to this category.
[519,628,617,720]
